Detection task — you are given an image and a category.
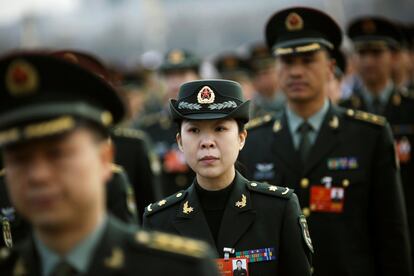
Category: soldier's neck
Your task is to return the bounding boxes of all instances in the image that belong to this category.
[288,96,326,120]
[34,208,105,255]
[364,78,389,96]
[197,167,236,191]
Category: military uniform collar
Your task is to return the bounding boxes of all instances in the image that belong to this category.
[286,98,330,133]
[177,171,252,218]
[360,81,394,106]
[34,215,107,276]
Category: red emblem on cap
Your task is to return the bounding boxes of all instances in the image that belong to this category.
[362,20,376,34]
[286,12,304,31]
[6,59,39,97]
[197,86,215,104]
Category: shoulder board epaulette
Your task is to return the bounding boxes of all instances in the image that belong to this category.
[345,109,386,126]
[0,247,11,263]
[111,164,124,173]
[246,181,293,199]
[113,128,146,140]
[0,169,4,177]
[135,230,210,258]
[144,190,187,216]
[245,114,273,130]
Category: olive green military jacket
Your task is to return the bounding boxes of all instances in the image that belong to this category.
[0,216,219,275]
[143,171,313,276]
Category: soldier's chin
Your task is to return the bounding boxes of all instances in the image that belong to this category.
[30,213,69,231]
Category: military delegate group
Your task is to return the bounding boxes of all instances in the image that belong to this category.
[0,5,414,276]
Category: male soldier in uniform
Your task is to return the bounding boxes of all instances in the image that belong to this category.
[136,49,200,197]
[52,49,159,218]
[239,7,412,275]
[339,17,414,268]
[247,42,285,118]
[0,52,219,275]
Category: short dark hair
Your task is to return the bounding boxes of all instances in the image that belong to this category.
[236,260,242,264]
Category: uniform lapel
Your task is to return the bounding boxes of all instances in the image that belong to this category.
[216,172,256,255]
[271,113,303,174]
[303,105,341,175]
[87,217,130,275]
[173,184,215,246]
[14,238,42,276]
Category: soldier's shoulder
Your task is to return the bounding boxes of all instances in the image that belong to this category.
[112,127,147,142]
[245,114,273,130]
[144,190,187,217]
[341,108,386,127]
[0,169,4,177]
[133,229,213,259]
[246,181,294,200]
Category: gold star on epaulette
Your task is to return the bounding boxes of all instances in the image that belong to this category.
[269,185,278,192]
[158,199,167,206]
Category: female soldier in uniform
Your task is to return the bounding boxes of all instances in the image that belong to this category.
[143,79,312,275]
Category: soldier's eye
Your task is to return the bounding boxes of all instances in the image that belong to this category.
[188,127,199,133]
[215,126,226,132]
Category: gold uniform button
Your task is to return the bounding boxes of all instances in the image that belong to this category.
[300,178,309,188]
[342,179,350,187]
[302,207,311,217]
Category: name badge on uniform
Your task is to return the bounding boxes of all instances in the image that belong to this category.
[310,185,345,213]
[216,257,249,276]
[396,137,411,164]
[327,157,358,170]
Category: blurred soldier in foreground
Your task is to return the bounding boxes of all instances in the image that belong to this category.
[0,52,219,275]
[52,50,159,218]
[240,7,412,275]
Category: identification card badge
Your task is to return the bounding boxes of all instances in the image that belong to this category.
[396,136,411,164]
[310,185,345,213]
[216,257,249,276]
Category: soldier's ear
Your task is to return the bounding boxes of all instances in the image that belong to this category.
[176,133,184,152]
[239,129,247,151]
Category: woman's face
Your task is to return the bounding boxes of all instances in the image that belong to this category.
[177,119,247,184]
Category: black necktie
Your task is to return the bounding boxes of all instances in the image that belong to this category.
[298,121,313,162]
[51,261,77,276]
[372,96,382,115]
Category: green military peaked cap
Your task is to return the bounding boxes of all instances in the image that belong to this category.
[159,48,200,73]
[169,79,250,123]
[347,16,405,50]
[0,52,125,147]
[265,7,342,56]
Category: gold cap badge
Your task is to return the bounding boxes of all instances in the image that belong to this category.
[197,86,215,104]
[168,50,185,64]
[6,59,39,97]
[286,12,304,31]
